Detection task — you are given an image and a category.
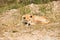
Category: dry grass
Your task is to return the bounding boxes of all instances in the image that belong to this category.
[0,1,60,40]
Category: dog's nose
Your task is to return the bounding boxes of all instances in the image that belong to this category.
[28,23,30,26]
[24,22,27,24]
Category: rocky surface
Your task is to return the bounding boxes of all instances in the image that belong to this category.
[0,1,60,40]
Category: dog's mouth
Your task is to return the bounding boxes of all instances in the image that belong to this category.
[22,21,31,26]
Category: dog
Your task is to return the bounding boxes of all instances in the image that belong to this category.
[22,14,50,26]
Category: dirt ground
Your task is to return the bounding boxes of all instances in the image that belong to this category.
[0,1,60,40]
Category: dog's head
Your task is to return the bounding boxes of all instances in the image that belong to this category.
[22,14,34,26]
[22,14,33,21]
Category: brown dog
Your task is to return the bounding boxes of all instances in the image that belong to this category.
[22,14,50,26]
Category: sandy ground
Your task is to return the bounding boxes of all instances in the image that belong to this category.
[0,1,60,40]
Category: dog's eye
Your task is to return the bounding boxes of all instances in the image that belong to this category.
[23,17,26,19]
[30,15,32,18]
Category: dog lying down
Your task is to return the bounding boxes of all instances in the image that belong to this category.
[22,14,50,26]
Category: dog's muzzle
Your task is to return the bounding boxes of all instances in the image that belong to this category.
[22,20,31,26]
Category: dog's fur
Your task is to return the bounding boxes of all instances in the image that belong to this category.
[22,14,50,26]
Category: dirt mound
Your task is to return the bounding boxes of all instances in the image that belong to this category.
[0,1,60,40]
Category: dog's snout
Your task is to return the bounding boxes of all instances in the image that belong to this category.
[22,21,28,25]
[28,23,30,26]
[24,22,27,24]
